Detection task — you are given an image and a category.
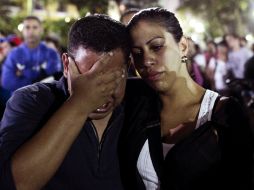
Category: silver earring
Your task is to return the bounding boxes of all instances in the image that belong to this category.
[181,56,188,63]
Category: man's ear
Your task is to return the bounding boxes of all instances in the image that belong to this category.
[62,53,69,77]
[179,36,189,56]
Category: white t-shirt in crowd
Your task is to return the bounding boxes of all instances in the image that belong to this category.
[227,47,253,78]
[208,58,227,90]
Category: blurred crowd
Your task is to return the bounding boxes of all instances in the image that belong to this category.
[0,8,253,190]
[0,16,63,117]
[1,14,254,120]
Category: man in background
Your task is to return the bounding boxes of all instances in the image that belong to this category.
[1,16,62,93]
[225,33,253,79]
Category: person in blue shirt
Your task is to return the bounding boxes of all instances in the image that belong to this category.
[1,16,62,93]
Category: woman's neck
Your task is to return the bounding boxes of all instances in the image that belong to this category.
[160,75,205,111]
[159,77,206,141]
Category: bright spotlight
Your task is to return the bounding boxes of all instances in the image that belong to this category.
[246,34,254,41]
[18,23,24,31]
[65,17,71,23]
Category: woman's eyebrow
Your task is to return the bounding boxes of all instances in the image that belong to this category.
[132,36,164,48]
[146,36,164,45]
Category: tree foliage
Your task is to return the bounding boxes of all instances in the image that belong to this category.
[178,0,253,38]
[121,0,160,8]
[0,0,18,33]
[0,0,111,46]
[67,0,109,14]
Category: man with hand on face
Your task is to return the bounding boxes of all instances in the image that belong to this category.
[0,14,130,190]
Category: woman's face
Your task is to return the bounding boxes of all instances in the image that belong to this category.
[130,20,183,93]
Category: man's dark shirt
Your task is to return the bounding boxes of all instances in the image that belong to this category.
[0,77,124,190]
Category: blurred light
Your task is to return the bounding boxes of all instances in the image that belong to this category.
[85,12,91,16]
[190,34,199,42]
[108,0,120,20]
[240,1,248,10]
[189,19,196,26]
[246,34,254,41]
[18,23,24,31]
[214,37,223,43]
[65,17,71,23]
[252,10,254,17]
[119,4,126,12]
[195,22,205,33]
[189,19,205,33]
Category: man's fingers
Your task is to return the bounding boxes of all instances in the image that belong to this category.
[96,69,126,98]
[98,68,125,85]
[90,52,113,75]
[68,56,81,76]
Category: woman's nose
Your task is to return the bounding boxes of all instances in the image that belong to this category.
[143,54,155,67]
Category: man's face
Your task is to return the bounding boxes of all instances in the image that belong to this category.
[63,46,127,120]
[22,19,42,45]
[0,41,11,58]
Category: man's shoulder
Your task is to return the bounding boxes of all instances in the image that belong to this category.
[12,81,61,104]
[16,82,47,94]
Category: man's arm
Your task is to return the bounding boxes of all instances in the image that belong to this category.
[0,52,122,190]
[11,92,92,190]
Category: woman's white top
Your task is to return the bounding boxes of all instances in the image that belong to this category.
[136,90,219,190]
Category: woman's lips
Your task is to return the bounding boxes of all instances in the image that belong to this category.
[146,71,163,81]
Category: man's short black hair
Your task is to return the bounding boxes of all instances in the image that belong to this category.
[23,15,41,24]
[68,14,131,60]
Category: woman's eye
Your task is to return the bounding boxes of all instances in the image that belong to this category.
[151,45,162,51]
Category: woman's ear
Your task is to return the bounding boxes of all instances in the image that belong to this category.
[62,53,69,77]
[179,36,189,56]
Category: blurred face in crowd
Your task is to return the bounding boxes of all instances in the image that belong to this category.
[45,41,58,52]
[225,35,240,50]
[207,42,216,54]
[0,33,12,61]
[22,19,42,47]
[0,41,11,58]
[63,46,127,120]
[217,45,228,61]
